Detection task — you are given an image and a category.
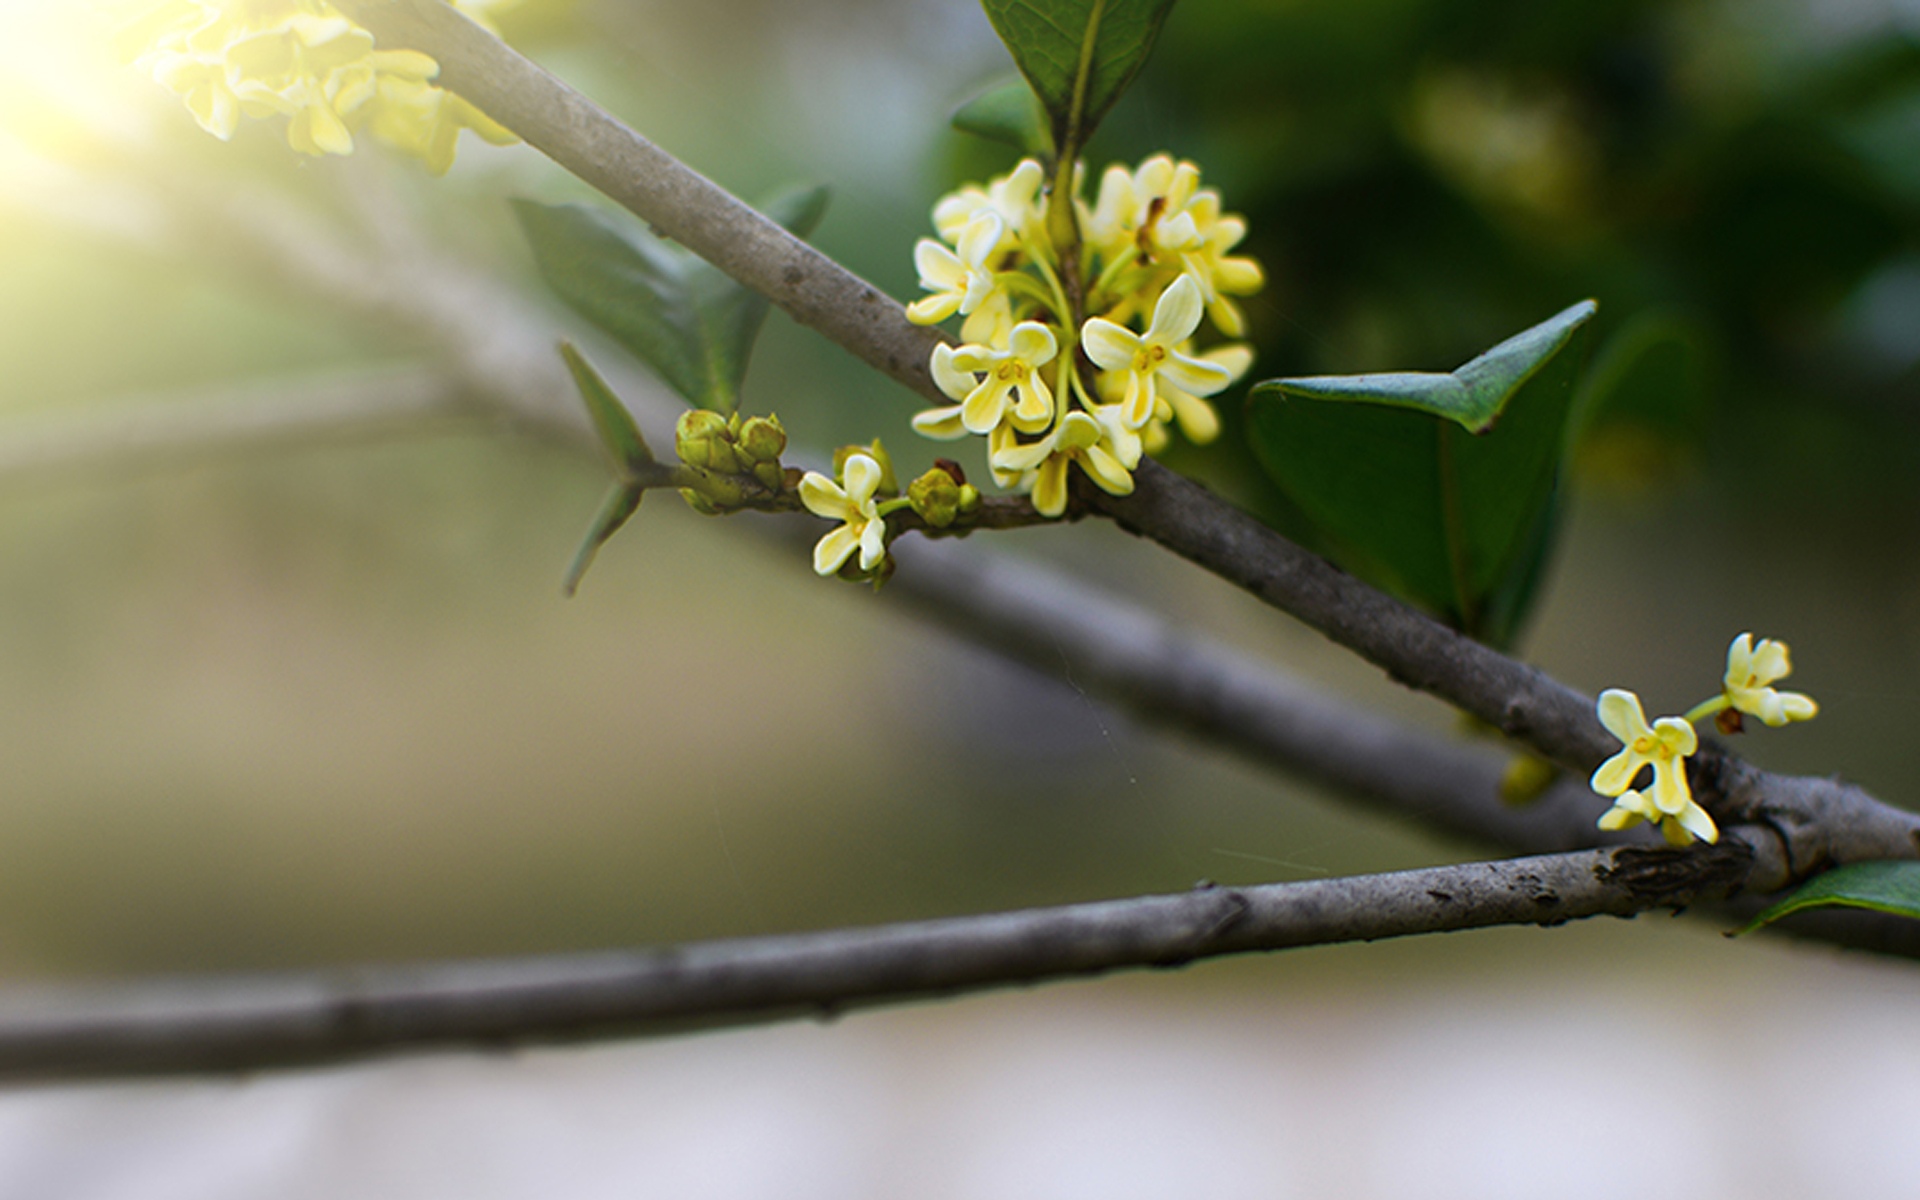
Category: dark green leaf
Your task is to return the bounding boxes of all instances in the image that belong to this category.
[979,0,1176,158]
[1267,300,1596,435]
[562,484,644,598]
[952,77,1055,157]
[1737,861,1920,934]
[1245,301,1596,642]
[514,185,829,413]
[559,340,652,474]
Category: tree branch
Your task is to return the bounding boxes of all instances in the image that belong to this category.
[325,0,1920,893]
[0,845,1753,1080]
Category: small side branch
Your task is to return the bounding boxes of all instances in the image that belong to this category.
[0,846,1744,1080]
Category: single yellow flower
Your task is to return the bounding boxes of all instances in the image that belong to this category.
[933,158,1046,252]
[799,454,889,576]
[1590,688,1700,824]
[992,411,1134,518]
[1722,633,1818,727]
[905,212,1003,327]
[1080,276,1233,430]
[949,322,1058,436]
[1597,787,1719,847]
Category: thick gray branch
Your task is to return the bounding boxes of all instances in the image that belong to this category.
[0,846,1751,1080]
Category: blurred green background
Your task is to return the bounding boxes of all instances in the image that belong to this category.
[0,0,1915,993]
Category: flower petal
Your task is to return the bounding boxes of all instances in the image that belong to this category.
[1030,455,1069,517]
[1081,318,1140,373]
[1158,350,1234,397]
[1673,800,1719,845]
[1590,748,1642,797]
[798,472,851,520]
[857,515,887,570]
[1145,276,1205,345]
[812,525,858,576]
[911,405,969,440]
[1596,689,1651,745]
[840,453,882,505]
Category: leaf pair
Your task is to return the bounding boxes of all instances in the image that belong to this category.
[1246,301,1597,647]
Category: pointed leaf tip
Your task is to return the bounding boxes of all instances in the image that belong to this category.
[1735,861,1920,935]
[560,341,653,474]
[1245,299,1596,644]
[562,484,644,598]
[979,0,1176,158]
[951,77,1053,156]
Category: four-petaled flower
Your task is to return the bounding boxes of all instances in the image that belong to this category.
[946,322,1058,435]
[799,453,888,577]
[905,212,1003,328]
[1081,276,1233,429]
[1722,633,1818,727]
[933,159,1046,252]
[1597,787,1718,848]
[1590,688,1709,841]
[991,411,1134,518]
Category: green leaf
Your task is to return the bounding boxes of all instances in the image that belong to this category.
[1245,301,1596,644]
[1737,861,1920,934]
[559,340,652,474]
[562,484,644,598]
[951,77,1054,157]
[514,184,829,413]
[1268,300,1597,435]
[979,0,1176,158]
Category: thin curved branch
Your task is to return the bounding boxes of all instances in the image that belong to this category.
[0,845,1752,1080]
[326,0,1920,893]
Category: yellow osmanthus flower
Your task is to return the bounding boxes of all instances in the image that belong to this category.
[1590,688,1712,844]
[1719,632,1818,728]
[905,212,1004,331]
[934,159,1047,253]
[947,322,1059,436]
[991,411,1134,518]
[129,0,517,173]
[1081,275,1233,429]
[1597,787,1718,848]
[799,453,889,577]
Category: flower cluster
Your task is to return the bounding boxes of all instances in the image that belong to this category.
[1590,632,1818,846]
[126,0,517,173]
[905,155,1263,517]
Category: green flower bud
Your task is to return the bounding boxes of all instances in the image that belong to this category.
[675,410,743,474]
[738,414,787,465]
[679,488,721,516]
[753,461,784,492]
[907,467,963,528]
[958,483,981,513]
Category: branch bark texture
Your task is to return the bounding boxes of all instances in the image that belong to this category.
[0,847,1750,1080]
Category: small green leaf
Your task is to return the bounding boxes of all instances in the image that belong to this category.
[951,77,1054,157]
[979,0,1176,159]
[562,484,644,598]
[1267,300,1597,435]
[1737,861,1920,934]
[1245,301,1596,644]
[514,185,829,413]
[559,341,652,474]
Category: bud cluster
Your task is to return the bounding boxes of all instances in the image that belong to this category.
[675,410,791,514]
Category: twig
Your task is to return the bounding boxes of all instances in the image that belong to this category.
[0,845,1751,1080]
